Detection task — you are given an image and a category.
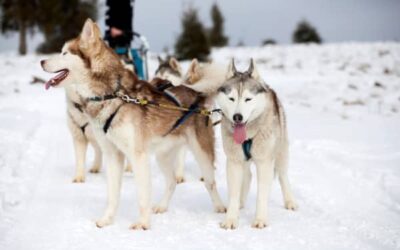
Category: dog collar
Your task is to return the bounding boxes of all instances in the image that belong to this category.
[86,77,122,102]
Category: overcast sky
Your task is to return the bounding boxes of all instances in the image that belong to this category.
[0,0,399,53]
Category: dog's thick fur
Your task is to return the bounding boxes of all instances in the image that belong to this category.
[183,59,298,229]
[41,19,225,229]
[154,56,186,183]
[154,56,183,86]
[65,86,103,183]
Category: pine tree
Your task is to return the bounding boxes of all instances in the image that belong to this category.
[36,0,97,53]
[262,39,277,46]
[208,3,228,47]
[0,0,38,55]
[292,20,322,44]
[174,7,210,61]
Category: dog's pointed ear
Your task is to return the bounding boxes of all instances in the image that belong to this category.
[157,56,163,64]
[80,18,99,47]
[169,57,182,73]
[188,58,199,76]
[93,22,101,39]
[247,58,261,81]
[226,58,237,79]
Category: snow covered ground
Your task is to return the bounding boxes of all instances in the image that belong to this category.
[0,43,399,250]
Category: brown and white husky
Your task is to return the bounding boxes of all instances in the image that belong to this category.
[153,56,186,183]
[40,19,225,230]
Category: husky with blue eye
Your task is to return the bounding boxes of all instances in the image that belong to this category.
[183,59,298,229]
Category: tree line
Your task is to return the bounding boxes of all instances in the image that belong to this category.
[0,0,97,55]
[175,4,322,61]
[1,1,322,57]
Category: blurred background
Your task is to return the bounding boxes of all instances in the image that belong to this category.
[1,0,399,55]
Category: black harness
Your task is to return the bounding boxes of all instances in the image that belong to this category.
[86,79,122,134]
[69,102,89,133]
[156,83,181,107]
[85,79,194,135]
[242,138,253,161]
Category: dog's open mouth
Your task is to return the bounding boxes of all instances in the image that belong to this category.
[45,69,69,90]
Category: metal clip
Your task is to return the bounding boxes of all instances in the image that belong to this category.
[121,95,130,102]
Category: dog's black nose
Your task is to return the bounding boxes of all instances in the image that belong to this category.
[40,60,45,67]
[233,113,243,123]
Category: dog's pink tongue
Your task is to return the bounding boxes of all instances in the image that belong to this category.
[45,82,51,90]
[233,124,246,144]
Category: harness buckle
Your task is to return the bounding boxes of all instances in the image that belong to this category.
[200,109,211,116]
[121,95,130,102]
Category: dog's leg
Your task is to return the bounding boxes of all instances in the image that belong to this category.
[251,158,274,229]
[68,117,88,183]
[153,151,177,213]
[276,147,298,210]
[89,136,102,173]
[72,137,88,183]
[240,164,252,209]
[124,159,133,173]
[220,160,243,229]
[175,146,186,184]
[188,136,226,213]
[95,146,124,228]
[129,152,151,230]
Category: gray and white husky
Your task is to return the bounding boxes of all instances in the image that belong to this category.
[183,59,298,229]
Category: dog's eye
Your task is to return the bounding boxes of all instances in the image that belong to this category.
[62,52,68,55]
[245,98,252,102]
[229,97,235,102]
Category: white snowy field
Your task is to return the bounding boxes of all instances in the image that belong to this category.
[0,43,399,250]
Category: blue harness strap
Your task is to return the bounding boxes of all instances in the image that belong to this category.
[156,81,174,91]
[155,81,181,107]
[242,139,253,161]
[164,99,201,136]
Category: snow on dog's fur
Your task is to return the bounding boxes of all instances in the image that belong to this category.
[183,58,298,229]
[41,19,225,230]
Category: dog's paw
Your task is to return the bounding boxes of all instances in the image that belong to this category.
[220,218,238,230]
[72,175,85,183]
[130,222,150,230]
[214,206,227,213]
[89,166,100,174]
[152,205,167,214]
[176,176,185,184]
[95,217,113,228]
[251,218,268,229]
[285,200,298,211]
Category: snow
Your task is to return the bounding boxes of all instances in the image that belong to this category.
[0,43,400,250]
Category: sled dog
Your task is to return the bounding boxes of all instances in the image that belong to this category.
[41,19,225,229]
[154,56,186,183]
[183,59,298,229]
